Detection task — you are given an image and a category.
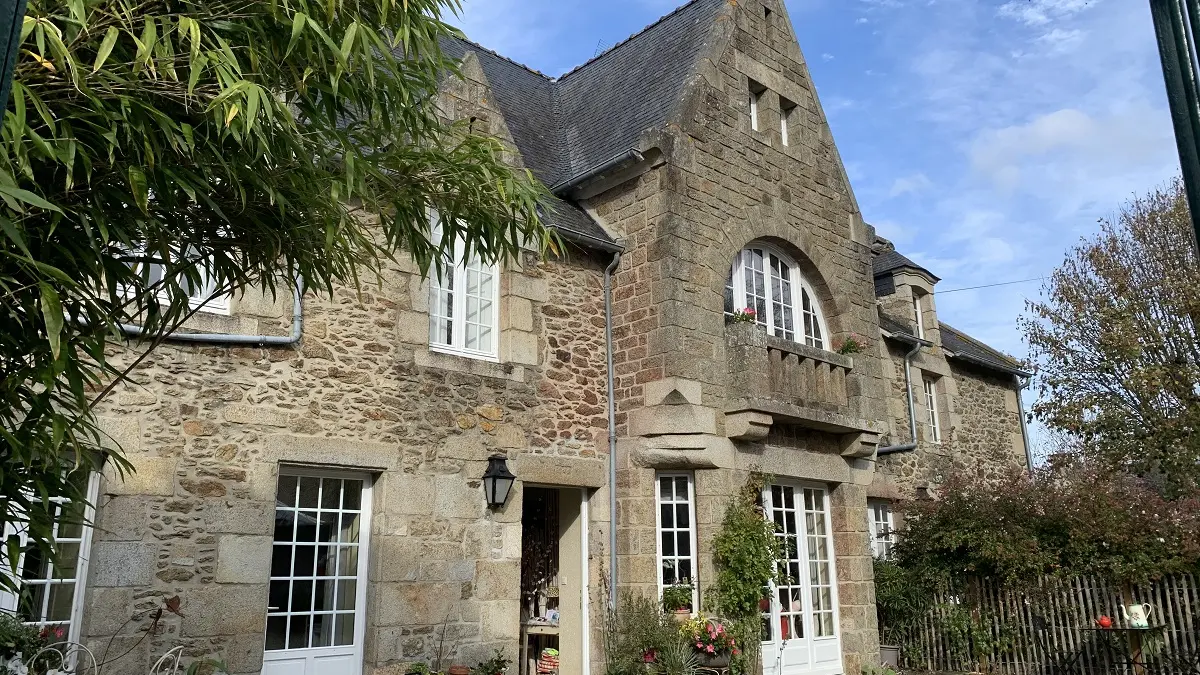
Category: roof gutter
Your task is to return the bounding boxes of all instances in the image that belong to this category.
[556,226,625,253]
[947,350,1033,379]
[119,278,305,346]
[550,149,645,196]
[877,333,933,456]
[1014,374,1035,472]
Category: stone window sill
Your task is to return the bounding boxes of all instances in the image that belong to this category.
[413,349,526,382]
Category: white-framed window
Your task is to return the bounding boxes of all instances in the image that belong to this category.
[725,245,828,349]
[780,96,797,146]
[656,473,698,613]
[868,500,895,559]
[0,473,99,646]
[266,470,372,655]
[427,212,500,361]
[923,377,941,443]
[912,293,925,339]
[749,80,765,132]
[126,246,230,315]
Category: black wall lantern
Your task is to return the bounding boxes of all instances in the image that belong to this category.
[482,454,515,508]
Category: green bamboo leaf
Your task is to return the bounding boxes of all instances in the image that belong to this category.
[128,166,148,213]
[93,27,120,73]
[0,215,32,256]
[340,22,359,62]
[286,12,307,58]
[39,283,63,361]
[0,184,62,213]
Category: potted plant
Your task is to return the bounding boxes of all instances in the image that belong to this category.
[662,583,693,616]
[680,617,738,668]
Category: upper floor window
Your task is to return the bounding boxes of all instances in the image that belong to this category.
[780,96,797,146]
[127,246,230,314]
[749,79,765,132]
[868,500,895,558]
[912,293,925,339]
[428,212,499,361]
[725,245,828,349]
[923,377,941,443]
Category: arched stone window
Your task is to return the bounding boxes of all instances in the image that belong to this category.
[725,244,828,349]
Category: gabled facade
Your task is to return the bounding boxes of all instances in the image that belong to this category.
[7,2,1029,675]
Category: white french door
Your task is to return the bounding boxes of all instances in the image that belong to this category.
[263,470,372,675]
[761,484,842,675]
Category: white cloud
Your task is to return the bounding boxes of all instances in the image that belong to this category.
[969,106,1173,205]
[998,0,1097,27]
[1038,27,1084,53]
[888,172,933,198]
[821,53,835,61]
[856,17,870,25]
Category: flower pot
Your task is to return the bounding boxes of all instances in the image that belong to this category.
[698,653,730,668]
[880,645,900,668]
[448,666,471,675]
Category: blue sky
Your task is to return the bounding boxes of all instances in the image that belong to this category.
[450,0,1179,443]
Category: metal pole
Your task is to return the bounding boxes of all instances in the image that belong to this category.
[0,0,28,108]
[1151,0,1200,246]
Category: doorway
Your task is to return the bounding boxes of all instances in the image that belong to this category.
[760,483,842,675]
[519,487,589,675]
[262,469,372,675]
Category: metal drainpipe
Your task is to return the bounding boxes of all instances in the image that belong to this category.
[603,250,622,610]
[877,338,926,456]
[1015,375,1034,471]
[119,279,305,345]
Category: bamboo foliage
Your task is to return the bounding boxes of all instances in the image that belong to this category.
[0,0,553,591]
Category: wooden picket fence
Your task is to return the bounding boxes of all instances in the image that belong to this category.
[898,574,1200,674]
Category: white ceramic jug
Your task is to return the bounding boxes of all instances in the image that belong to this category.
[1122,603,1153,629]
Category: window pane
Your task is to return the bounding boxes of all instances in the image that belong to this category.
[336,580,357,611]
[677,532,691,557]
[269,580,289,611]
[298,478,320,509]
[675,504,690,529]
[312,613,334,648]
[266,616,288,651]
[271,546,292,577]
[287,616,310,650]
[318,513,340,544]
[46,583,75,622]
[335,613,355,646]
[660,504,674,529]
[313,580,335,612]
[293,546,316,577]
[340,514,360,544]
[321,479,342,509]
[291,580,313,612]
[659,478,672,501]
[343,482,363,511]
[296,513,318,542]
[661,532,675,557]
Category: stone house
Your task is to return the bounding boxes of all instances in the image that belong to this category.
[2,1,1030,675]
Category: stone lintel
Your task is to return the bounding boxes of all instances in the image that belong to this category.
[511,455,606,488]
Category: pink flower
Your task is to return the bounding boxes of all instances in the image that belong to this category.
[706,646,715,654]
[743,307,755,315]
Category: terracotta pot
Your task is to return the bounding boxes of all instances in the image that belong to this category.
[448,666,471,675]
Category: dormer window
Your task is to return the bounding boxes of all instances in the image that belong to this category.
[428,211,500,361]
[725,245,827,349]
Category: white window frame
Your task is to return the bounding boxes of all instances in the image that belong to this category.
[655,472,699,614]
[264,467,373,659]
[867,500,896,559]
[750,91,760,131]
[126,245,231,315]
[726,244,829,349]
[924,377,941,444]
[912,293,925,339]
[0,472,99,646]
[427,213,501,362]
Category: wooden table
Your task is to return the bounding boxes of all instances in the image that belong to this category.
[519,623,560,675]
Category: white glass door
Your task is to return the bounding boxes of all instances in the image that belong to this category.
[263,470,372,675]
[761,484,842,675]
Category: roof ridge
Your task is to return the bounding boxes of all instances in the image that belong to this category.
[448,34,555,81]
[555,0,709,82]
[939,322,1019,365]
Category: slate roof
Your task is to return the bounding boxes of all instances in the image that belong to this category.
[872,249,939,282]
[440,0,728,251]
[939,323,1031,377]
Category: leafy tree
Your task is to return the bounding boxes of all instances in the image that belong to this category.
[1,0,551,588]
[1020,178,1200,496]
